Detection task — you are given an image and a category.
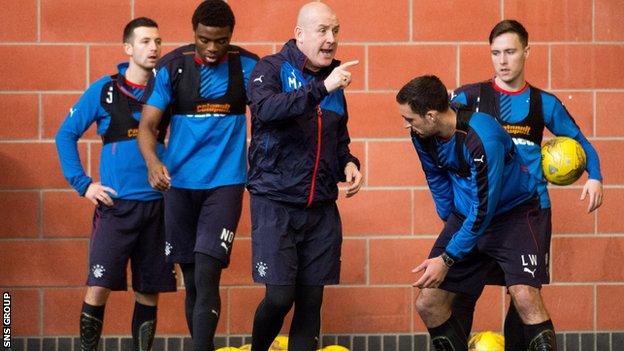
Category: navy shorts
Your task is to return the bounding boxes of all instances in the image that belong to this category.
[481,207,552,288]
[164,185,244,266]
[87,199,177,293]
[251,195,342,286]
[430,199,550,296]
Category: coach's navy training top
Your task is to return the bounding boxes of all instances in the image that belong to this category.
[412,111,537,260]
[453,81,602,209]
[56,63,163,201]
[246,39,360,205]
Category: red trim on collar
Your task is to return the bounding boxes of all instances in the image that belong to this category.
[124,79,146,89]
[116,82,140,101]
[491,79,528,96]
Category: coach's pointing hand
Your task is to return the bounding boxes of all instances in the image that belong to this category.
[324,60,358,93]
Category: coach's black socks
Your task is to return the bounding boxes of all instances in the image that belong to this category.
[504,302,527,351]
[525,319,556,351]
[80,302,105,351]
[252,285,296,351]
[288,285,324,351]
[427,315,468,351]
[132,301,157,351]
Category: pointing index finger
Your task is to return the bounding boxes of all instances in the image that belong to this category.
[339,60,359,70]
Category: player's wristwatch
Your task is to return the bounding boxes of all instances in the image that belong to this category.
[440,252,455,268]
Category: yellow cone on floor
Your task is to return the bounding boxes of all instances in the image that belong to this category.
[269,336,289,351]
[322,345,350,351]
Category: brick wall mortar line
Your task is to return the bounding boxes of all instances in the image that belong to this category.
[548,44,552,90]
[2,41,624,46]
[87,141,92,178]
[351,137,412,142]
[338,185,430,190]
[550,89,624,93]
[408,0,413,42]
[410,189,414,236]
[130,0,135,19]
[364,45,369,91]
[363,140,369,187]
[0,91,84,94]
[37,92,43,140]
[0,138,102,144]
[38,287,43,335]
[36,0,41,43]
[592,0,596,43]
[38,189,43,239]
[552,233,624,238]
[0,189,75,193]
[455,44,460,87]
[0,238,89,245]
[593,284,598,332]
[85,44,90,89]
[0,139,56,143]
[365,238,370,286]
[354,235,439,240]
[500,0,504,19]
[409,282,414,332]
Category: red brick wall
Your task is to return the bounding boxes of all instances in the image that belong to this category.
[1,0,622,336]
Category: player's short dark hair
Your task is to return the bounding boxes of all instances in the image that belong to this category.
[489,19,529,47]
[123,17,158,43]
[396,75,449,117]
[192,0,235,31]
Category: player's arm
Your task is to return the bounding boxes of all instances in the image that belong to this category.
[55,80,117,205]
[138,105,170,191]
[411,135,454,221]
[138,66,173,191]
[546,95,603,212]
[450,85,477,108]
[411,136,458,289]
[445,135,505,261]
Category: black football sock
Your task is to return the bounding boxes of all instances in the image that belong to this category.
[132,301,157,351]
[80,302,105,351]
[451,292,479,337]
[525,319,556,351]
[504,302,526,351]
[288,285,324,351]
[427,314,468,351]
[191,253,223,351]
[251,285,296,351]
[181,262,197,335]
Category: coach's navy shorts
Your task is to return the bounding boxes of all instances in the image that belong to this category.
[87,199,177,293]
[430,199,550,296]
[164,185,244,266]
[251,195,342,286]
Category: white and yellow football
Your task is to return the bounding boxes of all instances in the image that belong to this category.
[541,136,586,186]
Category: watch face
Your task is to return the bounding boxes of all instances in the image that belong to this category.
[442,253,454,267]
